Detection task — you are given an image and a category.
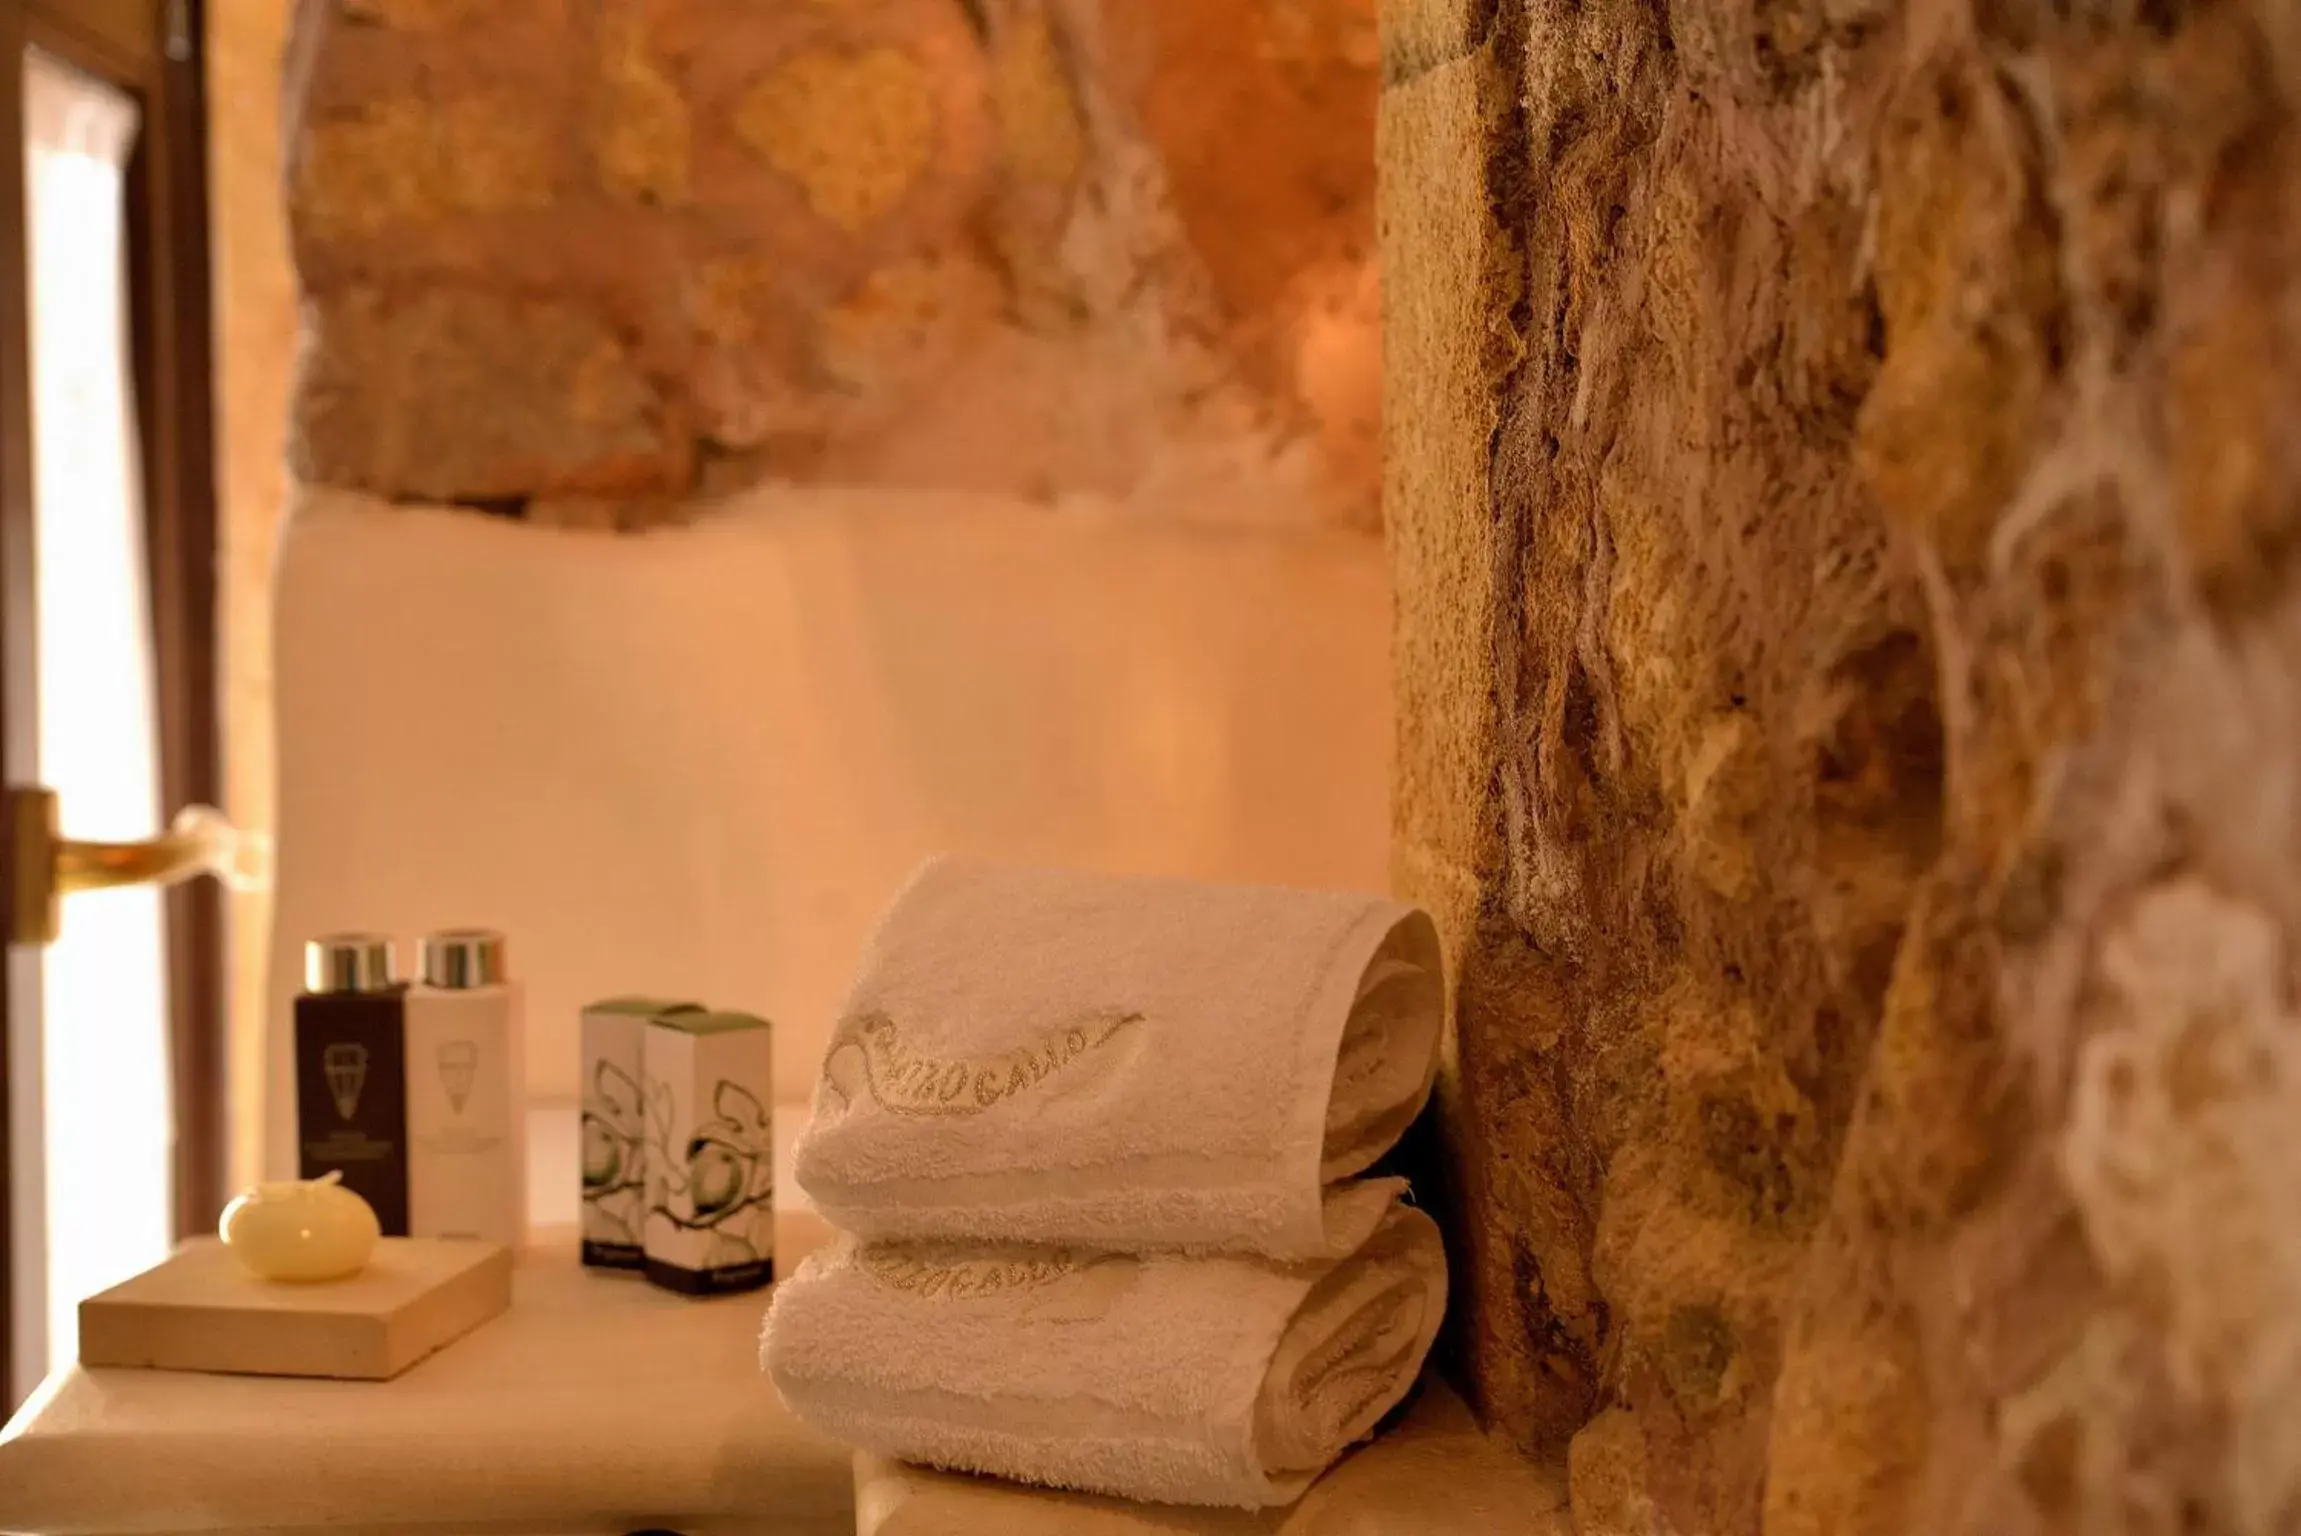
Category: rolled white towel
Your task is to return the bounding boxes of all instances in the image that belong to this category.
[761,1190,1447,1509]
[794,857,1444,1259]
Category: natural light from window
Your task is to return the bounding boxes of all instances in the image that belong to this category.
[22,46,171,1385]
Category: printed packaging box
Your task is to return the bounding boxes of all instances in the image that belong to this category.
[642,1011,775,1295]
[580,997,702,1269]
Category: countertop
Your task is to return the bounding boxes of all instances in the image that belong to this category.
[0,1106,846,1536]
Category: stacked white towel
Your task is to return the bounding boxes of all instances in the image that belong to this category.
[763,857,1450,1510]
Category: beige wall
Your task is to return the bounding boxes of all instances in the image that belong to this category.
[215,0,1390,1196]
[208,0,295,1192]
[263,488,1392,1176]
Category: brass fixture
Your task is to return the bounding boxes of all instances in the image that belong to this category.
[6,786,267,945]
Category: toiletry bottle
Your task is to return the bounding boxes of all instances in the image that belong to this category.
[295,934,411,1236]
[404,929,527,1246]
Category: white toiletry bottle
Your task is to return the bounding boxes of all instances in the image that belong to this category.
[404,928,527,1246]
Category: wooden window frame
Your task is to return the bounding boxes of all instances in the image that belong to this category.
[0,0,221,1413]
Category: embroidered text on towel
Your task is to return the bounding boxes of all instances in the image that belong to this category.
[859,1244,1142,1317]
[823,1008,1141,1115]
[862,1248,1083,1297]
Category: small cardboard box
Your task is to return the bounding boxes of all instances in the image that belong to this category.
[580,997,702,1269]
[79,1238,511,1380]
[642,1011,774,1295]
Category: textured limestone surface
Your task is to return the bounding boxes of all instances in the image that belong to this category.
[1382,2,2301,1534]
[282,0,1381,526]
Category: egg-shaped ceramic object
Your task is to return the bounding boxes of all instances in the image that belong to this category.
[219,1171,380,1282]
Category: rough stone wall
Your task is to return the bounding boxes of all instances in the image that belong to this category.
[1383,2,2301,1534]
[281,0,1380,526]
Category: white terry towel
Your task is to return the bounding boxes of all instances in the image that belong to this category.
[794,857,1445,1259]
[761,1189,1447,1509]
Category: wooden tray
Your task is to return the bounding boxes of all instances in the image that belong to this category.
[78,1237,512,1380]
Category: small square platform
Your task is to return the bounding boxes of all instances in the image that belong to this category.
[79,1237,512,1382]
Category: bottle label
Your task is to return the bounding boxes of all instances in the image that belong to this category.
[295,992,410,1236]
[405,988,521,1245]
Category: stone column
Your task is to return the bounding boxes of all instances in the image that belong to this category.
[1382,2,2301,1533]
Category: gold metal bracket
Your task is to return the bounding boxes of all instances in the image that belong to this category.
[6,787,265,946]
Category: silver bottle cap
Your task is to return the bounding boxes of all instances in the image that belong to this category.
[422,928,507,989]
[305,933,398,994]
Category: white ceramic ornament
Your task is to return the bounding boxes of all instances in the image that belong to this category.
[219,1170,382,1282]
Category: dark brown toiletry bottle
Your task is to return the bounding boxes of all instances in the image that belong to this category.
[294,933,411,1236]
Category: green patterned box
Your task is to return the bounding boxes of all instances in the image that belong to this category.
[579,997,701,1269]
[642,1011,775,1295]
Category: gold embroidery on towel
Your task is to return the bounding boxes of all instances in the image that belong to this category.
[861,1247,1083,1297]
[859,1246,1140,1318]
[821,1008,1141,1115]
